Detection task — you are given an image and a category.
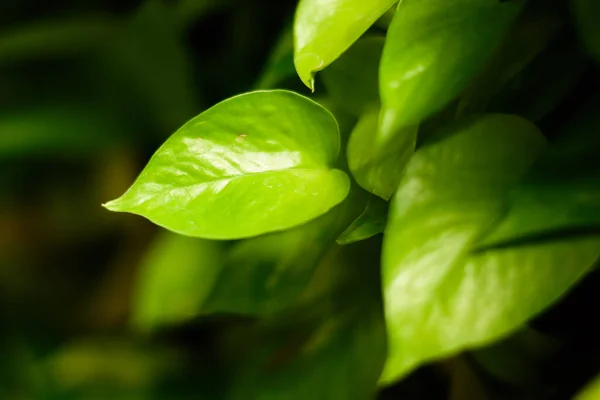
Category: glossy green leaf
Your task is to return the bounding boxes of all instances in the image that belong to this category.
[221,240,386,400]
[480,98,600,246]
[572,0,600,63]
[348,110,416,200]
[293,0,396,90]
[381,114,597,384]
[321,36,384,116]
[337,197,387,245]
[576,374,600,400]
[104,90,350,239]
[202,194,363,315]
[132,231,223,331]
[379,0,522,140]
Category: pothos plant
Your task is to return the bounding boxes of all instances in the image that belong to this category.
[105,0,600,397]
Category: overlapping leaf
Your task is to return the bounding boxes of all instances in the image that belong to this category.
[104,90,350,239]
[294,0,396,90]
[347,110,416,200]
[379,0,522,141]
[381,114,600,383]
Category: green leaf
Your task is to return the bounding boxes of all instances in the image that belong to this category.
[572,0,600,63]
[321,36,385,116]
[132,231,223,331]
[337,197,387,245]
[479,98,600,247]
[380,114,599,383]
[104,90,350,239]
[203,194,363,315]
[221,240,386,400]
[576,374,600,400]
[379,0,522,140]
[347,109,416,200]
[293,0,397,90]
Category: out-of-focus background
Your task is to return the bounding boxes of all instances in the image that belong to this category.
[0,0,304,397]
[1,0,600,399]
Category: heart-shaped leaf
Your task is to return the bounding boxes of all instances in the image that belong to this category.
[294,0,396,90]
[379,0,522,141]
[104,90,351,239]
[380,114,600,383]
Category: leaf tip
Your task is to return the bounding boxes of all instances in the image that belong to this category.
[102,198,124,212]
[294,53,322,92]
[300,71,316,92]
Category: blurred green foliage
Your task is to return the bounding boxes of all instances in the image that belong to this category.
[1,0,600,399]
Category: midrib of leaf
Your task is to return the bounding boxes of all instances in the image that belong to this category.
[164,166,336,186]
[104,167,337,210]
